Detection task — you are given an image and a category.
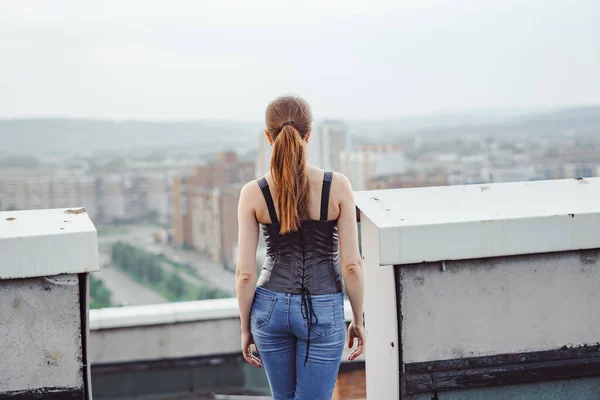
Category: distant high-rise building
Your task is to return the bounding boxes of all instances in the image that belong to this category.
[0,172,100,220]
[51,175,81,210]
[339,145,407,191]
[339,152,377,192]
[255,131,271,178]
[171,151,254,266]
[80,176,99,220]
[189,184,241,270]
[94,173,148,223]
[307,120,351,171]
[256,120,351,176]
[563,162,598,179]
[142,172,171,225]
[481,165,536,183]
[98,174,126,222]
[367,170,448,190]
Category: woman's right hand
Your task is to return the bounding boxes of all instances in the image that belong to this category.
[347,320,366,361]
[241,330,262,368]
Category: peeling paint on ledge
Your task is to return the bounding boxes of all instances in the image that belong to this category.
[65,208,86,215]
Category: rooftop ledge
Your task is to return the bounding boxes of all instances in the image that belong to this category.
[90,297,354,330]
[355,177,600,266]
[0,208,99,279]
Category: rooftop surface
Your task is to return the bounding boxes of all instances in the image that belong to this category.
[355,177,600,265]
[0,208,99,279]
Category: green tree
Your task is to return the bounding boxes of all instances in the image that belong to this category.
[167,273,186,299]
[90,275,112,308]
[147,262,164,284]
[196,285,230,300]
[110,242,122,263]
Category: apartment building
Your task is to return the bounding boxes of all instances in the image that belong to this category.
[307,120,351,171]
[367,170,449,190]
[142,172,172,225]
[188,185,241,269]
[171,151,254,267]
[0,172,100,220]
[256,119,352,177]
[339,145,407,191]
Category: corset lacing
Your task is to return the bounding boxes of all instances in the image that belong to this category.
[297,228,317,366]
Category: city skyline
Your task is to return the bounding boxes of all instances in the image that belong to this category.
[2,104,600,156]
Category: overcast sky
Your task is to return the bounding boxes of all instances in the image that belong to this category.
[1,0,599,120]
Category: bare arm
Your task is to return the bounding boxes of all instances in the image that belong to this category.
[235,182,260,334]
[336,174,364,326]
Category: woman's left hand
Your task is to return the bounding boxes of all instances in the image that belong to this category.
[241,331,262,368]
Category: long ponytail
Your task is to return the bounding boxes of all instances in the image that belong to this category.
[270,124,309,234]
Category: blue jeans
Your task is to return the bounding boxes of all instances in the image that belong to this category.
[251,286,346,400]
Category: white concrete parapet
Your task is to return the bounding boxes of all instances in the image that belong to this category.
[0,208,99,279]
[89,297,358,364]
[356,178,600,400]
[358,177,600,266]
[0,208,99,399]
[90,298,241,330]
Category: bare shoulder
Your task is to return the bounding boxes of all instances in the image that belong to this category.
[240,180,261,205]
[331,171,354,206]
[332,171,353,194]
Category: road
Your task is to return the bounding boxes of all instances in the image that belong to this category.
[157,245,235,293]
[98,224,236,294]
[95,263,168,306]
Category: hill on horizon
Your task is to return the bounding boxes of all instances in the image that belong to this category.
[1,105,599,155]
[0,119,264,156]
[349,105,600,142]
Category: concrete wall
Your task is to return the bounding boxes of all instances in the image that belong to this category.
[0,208,98,399]
[89,297,362,365]
[92,355,270,399]
[0,274,83,395]
[89,298,364,398]
[355,179,600,399]
[411,377,600,400]
[92,317,363,366]
[91,318,240,364]
[401,249,600,363]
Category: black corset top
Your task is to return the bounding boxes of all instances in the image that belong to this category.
[256,171,343,295]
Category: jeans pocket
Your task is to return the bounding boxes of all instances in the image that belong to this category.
[305,301,340,337]
[251,295,277,329]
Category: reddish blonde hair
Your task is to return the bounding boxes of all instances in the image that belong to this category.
[265,95,313,234]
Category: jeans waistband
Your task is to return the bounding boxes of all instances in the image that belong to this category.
[255,285,343,300]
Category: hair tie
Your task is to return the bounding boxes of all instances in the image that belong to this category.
[280,121,294,128]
